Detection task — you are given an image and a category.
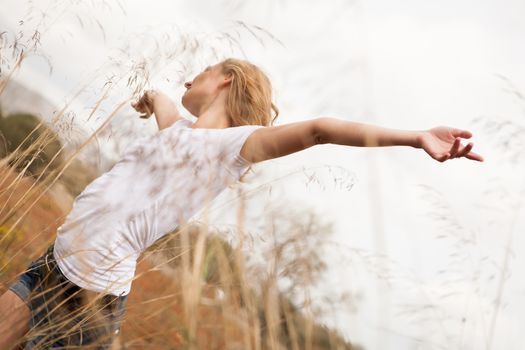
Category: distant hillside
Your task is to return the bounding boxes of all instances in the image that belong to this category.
[0,79,57,122]
[0,78,116,173]
[0,105,98,198]
[0,112,63,177]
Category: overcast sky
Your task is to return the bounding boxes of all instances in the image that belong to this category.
[1,0,525,349]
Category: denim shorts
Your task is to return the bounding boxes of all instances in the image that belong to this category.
[8,245,128,349]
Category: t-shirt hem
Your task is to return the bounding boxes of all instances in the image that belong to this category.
[53,245,131,297]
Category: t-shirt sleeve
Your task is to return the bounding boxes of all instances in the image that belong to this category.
[219,124,265,169]
[164,117,193,131]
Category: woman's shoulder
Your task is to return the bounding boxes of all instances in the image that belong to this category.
[162,118,193,131]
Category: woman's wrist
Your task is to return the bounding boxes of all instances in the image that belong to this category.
[383,128,424,148]
[146,89,160,105]
[413,130,426,149]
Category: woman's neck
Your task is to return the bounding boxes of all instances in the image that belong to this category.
[190,89,231,129]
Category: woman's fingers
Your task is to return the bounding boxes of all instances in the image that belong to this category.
[452,128,472,139]
[131,98,143,109]
[457,142,473,157]
[448,138,461,157]
[132,90,157,118]
[449,142,472,159]
[132,95,152,112]
[450,143,484,162]
[138,103,153,118]
[436,152,450,162]
[465,150,484,162]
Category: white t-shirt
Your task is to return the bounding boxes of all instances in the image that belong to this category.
[53,118,264,296]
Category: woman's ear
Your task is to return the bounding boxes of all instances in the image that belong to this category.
[222,73,233,86]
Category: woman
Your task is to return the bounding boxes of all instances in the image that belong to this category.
[0,58,483,349]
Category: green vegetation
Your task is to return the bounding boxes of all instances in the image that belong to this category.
[0,108,63,178]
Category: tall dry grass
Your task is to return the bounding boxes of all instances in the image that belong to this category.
[0,1,360,349]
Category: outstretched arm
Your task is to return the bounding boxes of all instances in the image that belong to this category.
[240,117,484,163]
[131,90,183,130]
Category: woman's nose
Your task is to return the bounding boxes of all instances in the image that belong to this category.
[184,81,192,89]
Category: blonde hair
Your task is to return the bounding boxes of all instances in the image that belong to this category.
[219,58,279,127]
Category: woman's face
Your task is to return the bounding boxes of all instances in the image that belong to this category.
[181,64,229,116]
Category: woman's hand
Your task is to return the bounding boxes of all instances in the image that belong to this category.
[131,90,158,119]
[418,126,484,162]
[131,90,183,130]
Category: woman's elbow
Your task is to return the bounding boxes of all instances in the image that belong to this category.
[312,117,332,145]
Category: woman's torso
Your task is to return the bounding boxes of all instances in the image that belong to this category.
[53,118,264,296]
